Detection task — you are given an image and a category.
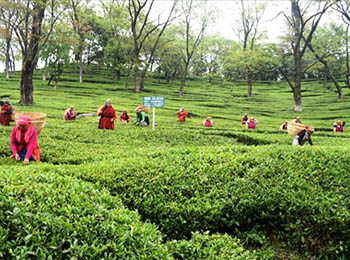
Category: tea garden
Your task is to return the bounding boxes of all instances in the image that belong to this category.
[1,69,350,259]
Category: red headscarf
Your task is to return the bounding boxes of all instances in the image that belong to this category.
[15,115,34,143]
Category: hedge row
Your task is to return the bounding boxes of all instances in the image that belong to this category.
[46,145,350,258]
[0,169,169,259]
[0,167,255,259]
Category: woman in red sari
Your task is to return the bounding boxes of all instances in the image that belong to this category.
[0,101,13,126]
[10,115,40,163]
[98,99,116,130]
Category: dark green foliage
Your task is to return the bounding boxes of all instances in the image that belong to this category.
[0,169,170,259]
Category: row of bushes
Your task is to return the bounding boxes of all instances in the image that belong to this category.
[40,145,350,258]
[0,167,254,259]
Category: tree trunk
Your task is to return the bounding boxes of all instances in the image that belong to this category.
[11,48,16,75]
[79,41,84,83]
[20,64,34,105]
[293,51,302,112]
[325,65,343,99]
[179,76,185,96]
[134,71,140,92]
[179,64,189,96]
[43,59,47,81]
[323,69,327,89]
[125,68,130,91]
[140,68,147,90]
[247,71,253,98]
[113,70,121,80]
[20,2,46,106]
[292,1,302,113]
[133,55,140,93]
[346,25,350,88]
[5,39,10,80]
[293,85,302,112]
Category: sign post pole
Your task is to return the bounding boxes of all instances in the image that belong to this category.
[143,96,165,130]
[152,107,155,130]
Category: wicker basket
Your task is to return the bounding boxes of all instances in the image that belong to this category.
[287,121,307,136]
[135,105,150,113]
[11,109,20,121]
[15,112,46,134]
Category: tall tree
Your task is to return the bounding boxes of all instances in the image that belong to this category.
[235,0,266,97]
[40,19,73,90]
[335,1,350,88]
[306,24,345,98]
[222,44,279,86]
[100,0,129,81]
[69,0,92,83]
[280,0,333,112]
[9,0,65,105]
[0,1,16,80]
[128,0,178,93]
[192,35,233,77]
[157,26,184,84]
[139,0,178,90]
[178,0,212,96]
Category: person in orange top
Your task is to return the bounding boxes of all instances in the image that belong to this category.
[0,100,13,126]
[178,108,188,122]
[98,99,117,130]
[10,115,40,163]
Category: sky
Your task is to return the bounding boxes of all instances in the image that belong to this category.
[152,0,342,43]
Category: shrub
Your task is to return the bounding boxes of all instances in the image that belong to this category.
[167,232,255,260]
[0,168,170,259]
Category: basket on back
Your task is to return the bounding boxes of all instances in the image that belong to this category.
[15,112,46,134]
[287,121,307,136]
[11,109,20,121]
[135,104,150,113]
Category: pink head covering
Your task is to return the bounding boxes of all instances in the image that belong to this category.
[17,115,31,127]
[15,115,34,143]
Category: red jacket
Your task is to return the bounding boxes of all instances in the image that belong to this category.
[119,112,130,122]
[98,106,116,130]
[0,104,12,126]
[178,111,188,122]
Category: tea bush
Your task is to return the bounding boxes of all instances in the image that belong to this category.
[0,168,170,259]
[1,69,350,259]
[167,232,256,260]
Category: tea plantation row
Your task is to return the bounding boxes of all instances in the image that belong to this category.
[0,167,255,259]
[1,69,350,259]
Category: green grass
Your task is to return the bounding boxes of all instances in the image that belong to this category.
[1,68,350,259]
